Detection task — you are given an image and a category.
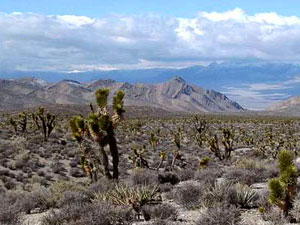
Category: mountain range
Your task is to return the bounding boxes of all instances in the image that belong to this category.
[0,76,244,113]
[3,62,300,111]
[266,97,300,116]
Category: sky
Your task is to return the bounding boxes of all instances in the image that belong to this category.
[1,0,300,18]
[1,1,300,109]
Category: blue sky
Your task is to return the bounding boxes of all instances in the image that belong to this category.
[1,0,300,18]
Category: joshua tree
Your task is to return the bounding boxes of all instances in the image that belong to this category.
[149,130,159,151]
[129,144,150,169]
[9,112,28,135]
[35,107,56,141]
[208,127,235,161]
[70,88,125,181]
[268,150,297,217]
[193,116,208,148]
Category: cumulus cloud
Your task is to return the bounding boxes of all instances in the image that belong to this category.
[2,9,300,71]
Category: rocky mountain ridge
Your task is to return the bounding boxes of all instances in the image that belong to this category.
[0,76,244,113]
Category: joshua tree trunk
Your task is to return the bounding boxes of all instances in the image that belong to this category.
[108,128,119,179]
[99,144,112,179]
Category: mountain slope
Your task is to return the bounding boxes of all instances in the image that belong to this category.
[0,76,243,113]
[267,97,300,116]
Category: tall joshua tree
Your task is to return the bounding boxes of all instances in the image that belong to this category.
[70,89,125,181]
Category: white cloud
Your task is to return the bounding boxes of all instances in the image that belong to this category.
[56,15,95,27]
[2,9,300,71]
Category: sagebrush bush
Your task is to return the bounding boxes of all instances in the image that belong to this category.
[143,203,178,221]
[290,199,300,222]
[89,178,117,197]
[173,182,202,209]
[196,204,241,225]
[158,172,180,185]
[223,168,263,185]
[262,207,288,225]
[194,167,223,187]
[130,168,158,186]
[0,194,21,225]
[48,181,87,207]
[0,204,20,225]
[41,202,133,225]
[176,168,194,181]
[57,191,91,208]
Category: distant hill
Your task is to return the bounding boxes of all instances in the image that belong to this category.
[267,96,300,116]
[0,76,243,113]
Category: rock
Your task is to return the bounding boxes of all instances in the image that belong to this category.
[251,183,268,190]
[251,182,268,196]
[58,139,67,145]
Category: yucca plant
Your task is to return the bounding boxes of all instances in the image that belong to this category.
[234,183,258,209]
[95,183,159,206]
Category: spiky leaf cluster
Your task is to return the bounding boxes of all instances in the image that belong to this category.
[269,178,284,205]
[95,88,109,108]
[113,90,125,117]
[70,116,85,142]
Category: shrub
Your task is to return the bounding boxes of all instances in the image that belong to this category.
[290,199,300,222]
[223,168,263,185]
[30,187,54,210]
[262,207,288,225]
[151,220,171,225]
[41,202,133,225]
[0,194,21,225]
[196,204,241,225]
[49,181,86,207]
[89,178,117,197]
[143,203,178,221]
[158,172,180,185]
[0,204,20,225]
[130,168,158,186]
[194,168,222,187]
[57,191,91,208]
[173,182,202,209]
[176,168,194,181]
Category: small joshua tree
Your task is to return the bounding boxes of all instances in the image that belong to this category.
[70,88,125,181]
[149,130,159,151]
[129,144,150,169]
[9,112,28,135]
[222,127,234,159]
[35,107,56,141]
[268,150,297,217]
[193,116,208,148]
[208,128,234,161]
